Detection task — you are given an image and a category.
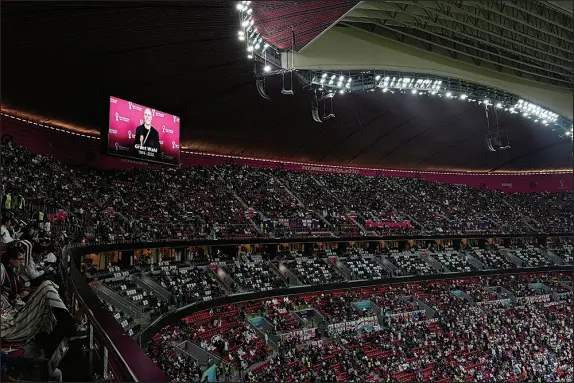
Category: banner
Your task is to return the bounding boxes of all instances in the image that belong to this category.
[388,310,425,319]
[280,328,316,341]
[108,96,180,165]
[365,220,413,229]
[327,316,378,332]
[518,294,551,304]
[477,299,511,306]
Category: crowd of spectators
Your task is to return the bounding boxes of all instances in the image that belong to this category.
[149,266,225,306]
[510,248,554,267]
[433,251,476,272]
[1,218,78,378]
[2,141,573,244]
[225,261,287,292]
[550,244,573,264]
[388,252,435,276]
[467,248,515,270]
[341,250,390,280]
[287,257,345,285]
[2,138,572,383]
[155,273,573,382]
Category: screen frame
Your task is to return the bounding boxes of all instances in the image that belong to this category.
[107,96,181,166]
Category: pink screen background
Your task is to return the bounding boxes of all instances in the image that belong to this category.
[108,96,180,165]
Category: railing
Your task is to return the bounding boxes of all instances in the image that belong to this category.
[62,245,168,382]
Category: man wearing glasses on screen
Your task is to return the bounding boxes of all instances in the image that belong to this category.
[133,108,161,158]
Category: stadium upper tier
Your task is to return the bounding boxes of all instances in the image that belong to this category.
[2,141,572,244]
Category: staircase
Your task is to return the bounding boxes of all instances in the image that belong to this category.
[267,261,291,285]
[500,199,538,232]
[274,261,303,286]
[183,341,223,366]
[247,316,279,349]
[310,174,366,234]
[206,265,235,294]
[274,175,335,233]
[134,273,171,302]
[409,297,437,319]
[227,185,264,235]
[543,249,563,265]
[487,286,517,304]
[451,290,474,304]
[90,282,142,318]
[421,253,448,272]
[501,250,525,267]
[462,252,486,270]
[324,258,350,281]
[386,180,428,230]
[376,255,400,275]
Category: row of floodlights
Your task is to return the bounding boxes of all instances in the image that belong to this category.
[319,73,353,89]
[315,75,561,127]
[237,1,272,61]
[378,76,442,90]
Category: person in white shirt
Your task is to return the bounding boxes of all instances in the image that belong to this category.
[26,249,56,286]
[1,217,14,244]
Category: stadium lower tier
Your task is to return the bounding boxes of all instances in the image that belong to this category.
[144,271,572,383]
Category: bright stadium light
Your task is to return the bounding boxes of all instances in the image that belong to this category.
[238,35,245,41]
[241,20,249,27]
[411,89,417,94]
[460,94,467,100]
[446,92,452,98]
[237,3,244,11]
[264,65,271,72]
[247,45,253,52]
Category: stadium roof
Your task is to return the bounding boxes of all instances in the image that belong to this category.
[1,0,572,172]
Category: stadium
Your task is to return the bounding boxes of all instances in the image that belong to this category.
[0,1,572,382]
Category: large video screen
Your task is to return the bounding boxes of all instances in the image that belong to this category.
[108,96,180,165]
